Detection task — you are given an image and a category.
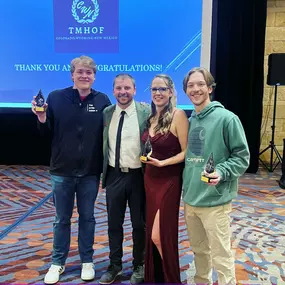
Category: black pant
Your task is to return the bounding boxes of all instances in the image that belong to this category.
[106,166,145,267]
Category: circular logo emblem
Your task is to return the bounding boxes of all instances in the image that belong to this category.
[72,0,100,24]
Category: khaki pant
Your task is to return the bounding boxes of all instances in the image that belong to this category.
[184,202,236,285]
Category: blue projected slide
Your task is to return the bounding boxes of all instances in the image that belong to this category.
[0,0,202,109]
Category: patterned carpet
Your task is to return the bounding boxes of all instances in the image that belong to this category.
[0,165,284,284]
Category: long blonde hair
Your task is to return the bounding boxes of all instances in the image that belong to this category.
[147,74,177,134]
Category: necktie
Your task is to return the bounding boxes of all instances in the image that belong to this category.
[115,111,126,171]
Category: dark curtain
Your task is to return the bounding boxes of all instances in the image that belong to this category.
[210,0,267,173]
[0,111,51,165]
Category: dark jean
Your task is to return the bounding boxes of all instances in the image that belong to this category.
[51,174,99,266]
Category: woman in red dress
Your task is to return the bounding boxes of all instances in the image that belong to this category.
[141,74,189,283]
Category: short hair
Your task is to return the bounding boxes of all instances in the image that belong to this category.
[70,55,97,74]
[183,67,216,93]
[113,73,136,88]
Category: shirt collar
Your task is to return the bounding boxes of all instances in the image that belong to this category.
[115,100,135,117]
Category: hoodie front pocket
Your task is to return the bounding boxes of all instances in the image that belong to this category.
[212,185,223,196]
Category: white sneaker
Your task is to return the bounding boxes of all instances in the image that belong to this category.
[44,264,65,284]
[81,262,95,281]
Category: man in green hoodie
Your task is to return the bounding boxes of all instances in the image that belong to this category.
[182,67,250,285]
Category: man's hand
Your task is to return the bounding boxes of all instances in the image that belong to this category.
[202,171,221,186]
[31,96,48,123]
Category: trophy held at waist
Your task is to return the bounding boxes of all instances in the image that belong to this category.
[201,152,216,183]
[140,136,153,162]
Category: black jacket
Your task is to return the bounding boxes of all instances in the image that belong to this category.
[39,87,111,177]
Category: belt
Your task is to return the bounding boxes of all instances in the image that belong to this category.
[108,165,142,173]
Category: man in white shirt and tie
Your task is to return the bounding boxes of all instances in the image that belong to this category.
[100,74,151,284]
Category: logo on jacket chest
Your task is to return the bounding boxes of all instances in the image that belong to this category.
[87,104,98,112]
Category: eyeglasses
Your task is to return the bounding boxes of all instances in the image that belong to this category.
[151,87,169,93]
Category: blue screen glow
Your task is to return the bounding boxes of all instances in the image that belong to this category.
[0,0,202,109]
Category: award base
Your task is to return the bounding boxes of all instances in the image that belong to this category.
[35,106,45,112]
[140,155,149,162]
[201,175,212,183]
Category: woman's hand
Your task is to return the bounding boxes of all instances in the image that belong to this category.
[141,156,166,167]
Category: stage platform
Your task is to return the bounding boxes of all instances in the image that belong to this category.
[0,165,284,284]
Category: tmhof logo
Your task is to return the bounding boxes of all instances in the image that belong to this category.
[72,0,99,24]
[53,0,119,53]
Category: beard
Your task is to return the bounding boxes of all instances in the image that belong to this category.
[117,94,133,105]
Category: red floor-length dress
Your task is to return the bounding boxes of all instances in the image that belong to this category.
[142,130,183,283]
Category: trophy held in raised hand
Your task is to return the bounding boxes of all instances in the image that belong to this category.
[201,152,216,183]
[35,89,45,112]
[140,136,153,162]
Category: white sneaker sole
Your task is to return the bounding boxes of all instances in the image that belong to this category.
[81,274,95,281]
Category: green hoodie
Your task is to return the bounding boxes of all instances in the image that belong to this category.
[183,101,250,207]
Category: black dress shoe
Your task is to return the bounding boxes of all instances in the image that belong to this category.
[99,264,122,284]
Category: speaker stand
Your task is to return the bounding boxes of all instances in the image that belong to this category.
[259,84,283,172]
[279,139,285,189]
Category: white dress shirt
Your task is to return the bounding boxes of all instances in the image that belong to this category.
[108,100,142,169]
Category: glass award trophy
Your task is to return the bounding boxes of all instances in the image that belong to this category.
[140,136,153,162]
[201,152,215,183]
[35,89,45,112]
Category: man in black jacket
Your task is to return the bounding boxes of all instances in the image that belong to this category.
[32,55,111,284]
